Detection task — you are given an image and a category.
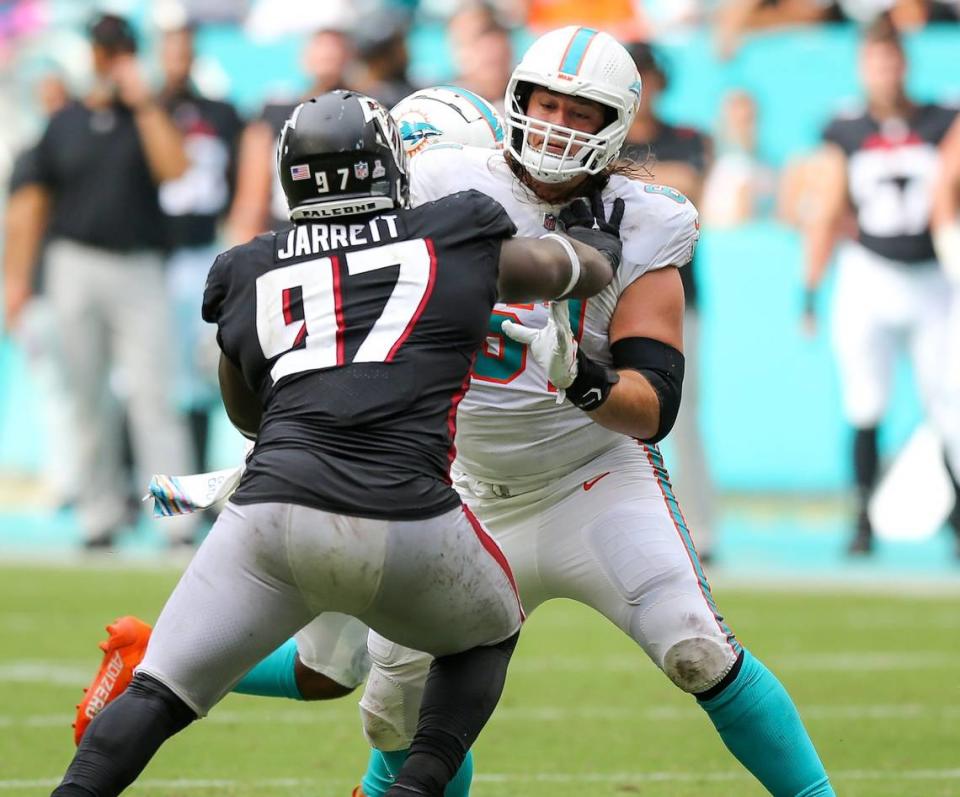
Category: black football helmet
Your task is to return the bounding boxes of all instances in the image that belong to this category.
[277,91,409,221]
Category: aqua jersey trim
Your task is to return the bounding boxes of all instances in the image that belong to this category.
[644,443,740,654]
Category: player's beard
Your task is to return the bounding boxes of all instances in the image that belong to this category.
[504,150,607,205]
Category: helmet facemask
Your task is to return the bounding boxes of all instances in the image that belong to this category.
[507,82,621,185]
[502,26,642,186]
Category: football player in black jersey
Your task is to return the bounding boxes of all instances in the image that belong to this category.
[803,13,960,555]
[51,91,624,797]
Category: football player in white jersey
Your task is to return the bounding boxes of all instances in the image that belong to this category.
[357,25,833,797]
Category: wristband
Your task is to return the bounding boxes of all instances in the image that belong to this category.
[540,233,581,297]
[565,349,620,411]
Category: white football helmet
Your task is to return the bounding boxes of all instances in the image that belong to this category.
[390,86,505,158]
[505,26,642,184]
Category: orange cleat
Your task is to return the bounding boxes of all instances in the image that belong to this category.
[351,788,369,797]
[73,616,153,745]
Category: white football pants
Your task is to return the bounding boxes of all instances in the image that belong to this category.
[359,438,738,751]
[830,241,952,430]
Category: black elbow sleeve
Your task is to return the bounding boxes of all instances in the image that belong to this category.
[610,337,684,444]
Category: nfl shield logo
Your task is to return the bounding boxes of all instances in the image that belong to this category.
[290,164,310,181]
[354,161,369,180]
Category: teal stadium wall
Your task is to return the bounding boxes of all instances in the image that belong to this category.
[2,23,958,491]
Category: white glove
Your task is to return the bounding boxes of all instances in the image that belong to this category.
[502,302,579,398]
[143,465,244,518]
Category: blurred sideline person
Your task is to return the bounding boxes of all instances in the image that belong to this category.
[52,89,622,797]
[3,70,77,507]
[3,13,198,549]
[355,27,831,797]
[620,41,718,562]
[702,89,778,226]
[802,14,960,555]
[714,0,959,60]
[71,85,508,752]
[157,23,243,475]
[227,27,356,243]
[449,15,513,115]
[523,0,649,38]
[351,9,416,110]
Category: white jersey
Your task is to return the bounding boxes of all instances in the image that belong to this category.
[410,145,699,487]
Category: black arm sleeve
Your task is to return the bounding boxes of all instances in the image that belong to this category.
[610,337,685,444]
[201,251,230,324]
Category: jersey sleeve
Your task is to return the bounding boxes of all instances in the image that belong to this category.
[453,189,517,240]
[412,189,517,248]
[201,250,232,324]
[931,104,959,143]
[7,146,42,193]
[24,115,62,189]
[614,180,700,288]
[408,144,468,207]
[822,115,857,154]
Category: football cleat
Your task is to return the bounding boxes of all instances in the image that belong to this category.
[73,615,152,745]
[351,788,369,797]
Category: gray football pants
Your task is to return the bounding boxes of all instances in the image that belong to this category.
[137,501,523,716]
[46,239,196,542]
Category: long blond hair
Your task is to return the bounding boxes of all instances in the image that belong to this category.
[503,151,652,204]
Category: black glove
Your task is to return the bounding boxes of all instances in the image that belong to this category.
[557,191,626,272]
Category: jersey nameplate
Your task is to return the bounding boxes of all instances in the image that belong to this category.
[277,215,401,260]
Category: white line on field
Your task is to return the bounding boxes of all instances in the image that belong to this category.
[1,650,952,688]
[508,651,956,673]
[5,769,960,790]
[5,702,960,730]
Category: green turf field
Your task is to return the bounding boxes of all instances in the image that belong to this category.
[1,563,958,797]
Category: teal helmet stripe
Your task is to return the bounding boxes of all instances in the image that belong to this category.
[559,27,599,75]
[437,84,504,143]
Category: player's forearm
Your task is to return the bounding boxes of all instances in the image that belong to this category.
[803,221,837,292]
[564,235,615,298]
[3,187,49,298]
[498,235,613,302]
[133,103,189,182]
[226,203,268,246]
[218,354,262,440]
[584,369,661,440]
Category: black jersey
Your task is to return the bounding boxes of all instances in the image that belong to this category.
[621,123,709,308]
[202,190,517,520]
[30,101,167,251]
[824,103,957,263]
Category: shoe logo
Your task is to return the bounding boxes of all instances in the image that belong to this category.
[85,651,124,719]
[582,472,611,491]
